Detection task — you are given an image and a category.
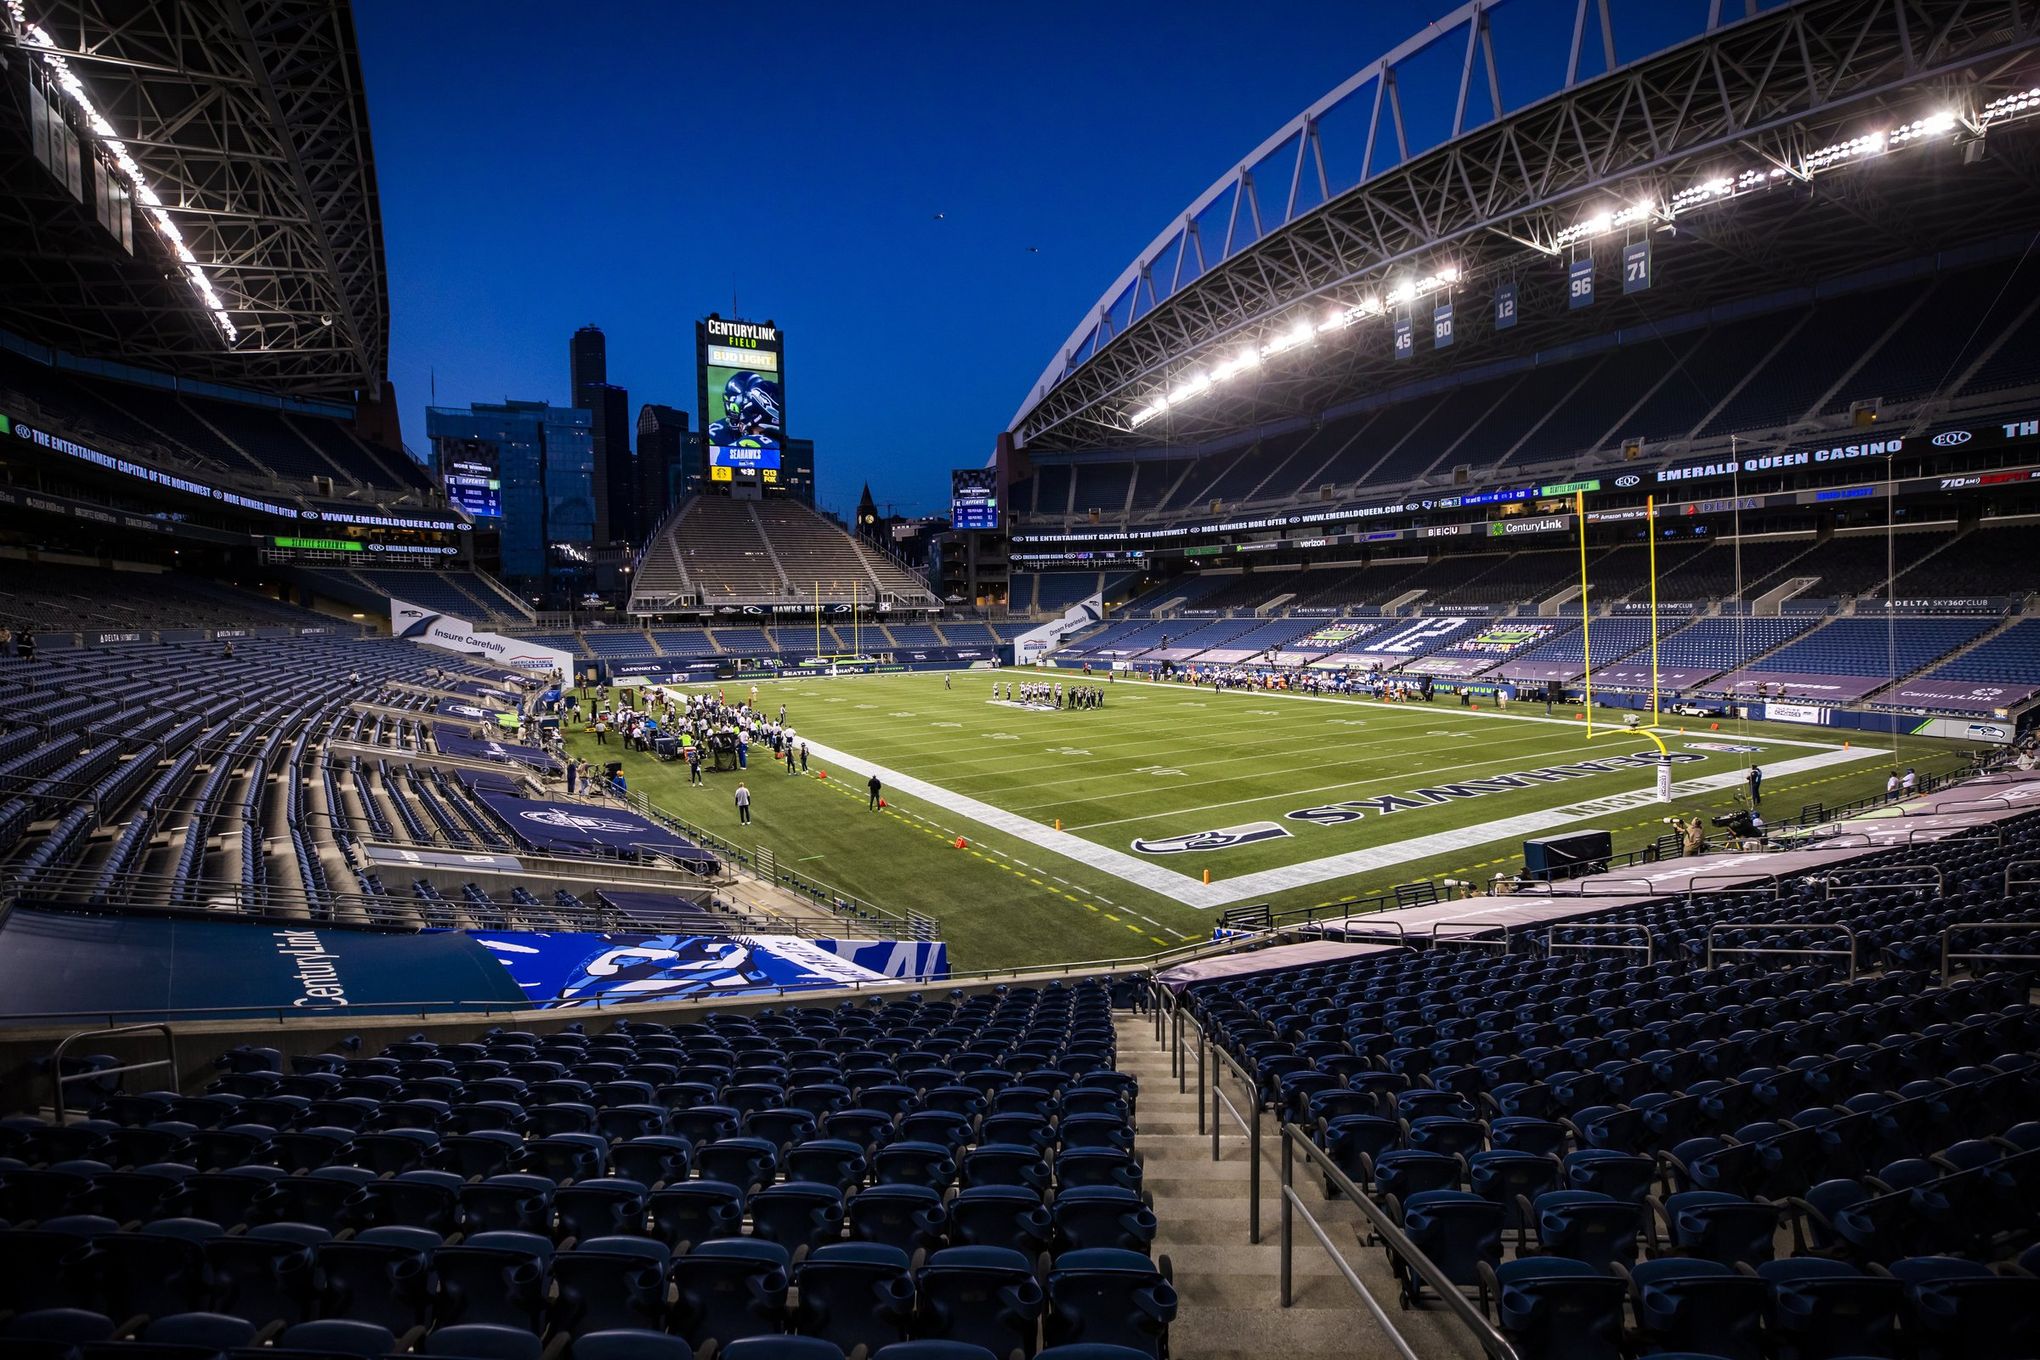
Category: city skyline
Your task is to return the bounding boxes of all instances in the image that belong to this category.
[351,1,1468,523]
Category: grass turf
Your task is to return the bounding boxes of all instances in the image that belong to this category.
[560,669,1967,971]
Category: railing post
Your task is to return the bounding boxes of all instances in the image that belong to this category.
[1196,1032,1206,1136]
[1249,1095,1262,1244]
[1280,1125,1294,1306]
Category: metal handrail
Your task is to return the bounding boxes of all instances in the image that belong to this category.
[1546,922,1653,964]
[1686,872,1781,902]
[2007,861,2040,893]
[1430,920,1514,950]
[1558,877,1659,898]
[1705,921,1859,980]
[1321,918,1407,947]
[1280,1122,1520,1360]
[1209,1036,1263,1243]
[1820,864,1943,898]
[53,1023,176,1120]
[1939,921,2040,985]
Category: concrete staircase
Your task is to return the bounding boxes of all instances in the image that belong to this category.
[1115,1013,1483,1360]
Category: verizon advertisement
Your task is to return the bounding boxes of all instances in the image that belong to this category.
[389,597,573,677]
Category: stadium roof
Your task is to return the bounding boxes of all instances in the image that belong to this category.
[0,0,388,399]
[1013,0,2040,453]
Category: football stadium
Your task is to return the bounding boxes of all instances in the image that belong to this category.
[1,2,2039,1358]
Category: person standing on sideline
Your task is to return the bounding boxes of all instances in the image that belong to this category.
[778,703,787,725]
[1902,767,1917,797]
[565,759,578,795]
[868,773,882,810]
[944,673,951,690]
[688,744,704,786]
[1886,771,1900,802]
[799,743,809,773]
[596,717,609,746]
[734,781,752,826]
[1746,764,1762,806]
[785,744,796,775]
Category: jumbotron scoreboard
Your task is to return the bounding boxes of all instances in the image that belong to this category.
[951,467,999,530]
[697,317,785,486]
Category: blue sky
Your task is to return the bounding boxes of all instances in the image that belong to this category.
[354,1,1486,520]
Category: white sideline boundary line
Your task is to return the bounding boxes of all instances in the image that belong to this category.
[795,729,1881,910]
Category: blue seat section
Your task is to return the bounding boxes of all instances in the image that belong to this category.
[1744,615,1994,682]
[1187,802,2040,1358]
[0,979,1168,1358]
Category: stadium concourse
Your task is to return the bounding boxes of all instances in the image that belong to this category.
[4,1,2040,1360]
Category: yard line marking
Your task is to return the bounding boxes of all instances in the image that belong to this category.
[1059,735,1665,829]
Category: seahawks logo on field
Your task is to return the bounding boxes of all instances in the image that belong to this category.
[1132,821,1292,855]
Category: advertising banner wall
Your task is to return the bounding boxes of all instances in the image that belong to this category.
[0,908,528,1019]
[432,731,562,773]
[390,597,573,677]
[473,792,718,870]
[1014,592,1105,663]
[474,931,949,1008]
[0,907,949,1021]
[1884,680,2038,715]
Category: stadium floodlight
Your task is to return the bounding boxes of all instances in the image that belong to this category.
[1551,201,1653,250]
[1982,88,2040,124]
[4,0,239,343]
[1887,110,1960,147]
[1803,128,1888,172]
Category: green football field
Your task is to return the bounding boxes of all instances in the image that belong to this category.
[560,669,1967,972]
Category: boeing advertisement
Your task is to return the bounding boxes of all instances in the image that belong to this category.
[699,317,784,481]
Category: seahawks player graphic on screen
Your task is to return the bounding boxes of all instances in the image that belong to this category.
[708,371,783,450]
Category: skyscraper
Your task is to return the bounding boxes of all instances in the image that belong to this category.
[636,403,688,534]
[590,381,633,544]
[569,325,606,409]
[426,400,594,591]
[570,326,632,544]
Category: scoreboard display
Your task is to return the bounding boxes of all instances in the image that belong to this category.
[699,317,784,478]
[439,438,502,518]
[951,467,999,530]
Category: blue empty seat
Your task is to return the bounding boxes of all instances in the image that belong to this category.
[1043,1248,1175,1357]
[431,1230,551,1333]
[1050,1186,1156,1255]
[549,1235,671,1337]
[315,1225,438,1334]
[1532,1190,1640,1269]
[648,1180,747,1250]
[913,1246,1045,1359]
[848,1183,947,1254]
[1394,1190,1502,1307]
[1756,1257,1902,1360]
[1657,1190,1780,1266]
[1627,1257,1765,1360]
[1887,1255,2040,1360]
[793,1242,916,1350]
[1490,1256,1627,1360]
[670,1237,791,1345]
[750,1181,846,1253]
[950,1184,1052,1256]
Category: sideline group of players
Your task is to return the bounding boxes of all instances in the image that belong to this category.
[997,680,1107,710]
